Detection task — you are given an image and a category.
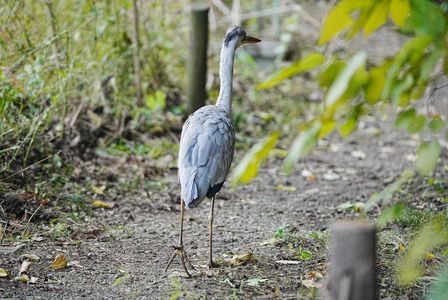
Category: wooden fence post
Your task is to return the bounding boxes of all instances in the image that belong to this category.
[187,5,209,115]
[324,221,377,300]
[131,0,143,106]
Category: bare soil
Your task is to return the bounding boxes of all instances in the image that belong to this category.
[2,116,431,299]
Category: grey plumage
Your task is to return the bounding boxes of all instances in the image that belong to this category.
[179,106,235,208]
[223,25,245,47]
[178,25,248,209]
[165,25,259,276]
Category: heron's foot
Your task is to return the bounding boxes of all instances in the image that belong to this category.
[207,260,218,269]
[165,245,194,277]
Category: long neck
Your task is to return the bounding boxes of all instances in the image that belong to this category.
[215,44,236,114]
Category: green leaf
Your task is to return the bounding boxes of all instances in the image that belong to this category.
[346,4,372,39]
[282,123,321,174]
[325,51,367,108]
[319,0,369,44]
[419,48,445,81]
[318,60,346,88]
[364,0,389,37]
[146,90,166,111]
[365,62,389,104]
[394,109,426,133]
[391,74,414,107]
[298,250,313,261]
[425,269,448,300]
[365,169,414,212]
[389,0,410,27]
[407,115,426,134]
[398,214,448,285]
[256,53,325,90]
[394,108,416,129]
[231,132,279,185]
[406,0,446,38]
[319,1,353,44]
[382,36,432,100]
[415,140,442,176]
[429,119,445,133]
[339,104,362,138]
[319,116,336,138]
[377,202,406,230]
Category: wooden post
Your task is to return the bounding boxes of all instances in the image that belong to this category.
[187,5,209,115]
[324,221,377,300]
[131,0,143,106]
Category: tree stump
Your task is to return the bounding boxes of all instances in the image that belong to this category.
[324,220,377,300]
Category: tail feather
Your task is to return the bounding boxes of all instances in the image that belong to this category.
[181,170,200,208]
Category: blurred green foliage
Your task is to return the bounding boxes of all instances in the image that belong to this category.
[237,0,448,290]
[246,0,446,179]
[0,0,188,178]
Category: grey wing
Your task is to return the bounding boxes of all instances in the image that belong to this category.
[178,111,235,208]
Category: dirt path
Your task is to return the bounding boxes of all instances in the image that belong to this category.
[2,117,423,299]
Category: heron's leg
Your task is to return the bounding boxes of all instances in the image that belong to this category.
[179,199,194,270]
[208,196,217,268]
[165,197,192,277]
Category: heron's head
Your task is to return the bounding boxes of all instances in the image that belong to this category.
[223,25,261,49]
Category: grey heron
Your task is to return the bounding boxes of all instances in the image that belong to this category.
[165,26,260,277]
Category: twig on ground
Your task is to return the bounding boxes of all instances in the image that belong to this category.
[19,261,31,276]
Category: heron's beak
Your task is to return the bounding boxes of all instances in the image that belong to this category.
[242,36,261,44]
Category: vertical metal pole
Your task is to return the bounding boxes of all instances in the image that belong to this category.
[187,5,209,115]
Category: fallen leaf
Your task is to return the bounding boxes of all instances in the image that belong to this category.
[91,185,106,195]
[29,276,38,284]
[222,278,236,288]
[92,200,115,209]
[246,278,268,286]
[67,260,83,268]
[51,254,68,270]
[301,170,317,182]
[301,169,313,177]
[330,144,340,152]
[228,253,254,266]
[425,252,436,261]
[304,188,320,195]
[306,175,317,182]
[337,201,365,212]
[259,238,283,246]
[39,198,50,205]
[307,271,324,279]
[20,253,40,261]
[275,185,296,192]
[0,268,9,278]
[323,171,340,181]
[14,274,38,284]
[351,150,366,159]
[112,276,123,286]
[399,244,406,252]
[14,274,30,283]
[301,279,321,288]
[275,260,300,265]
